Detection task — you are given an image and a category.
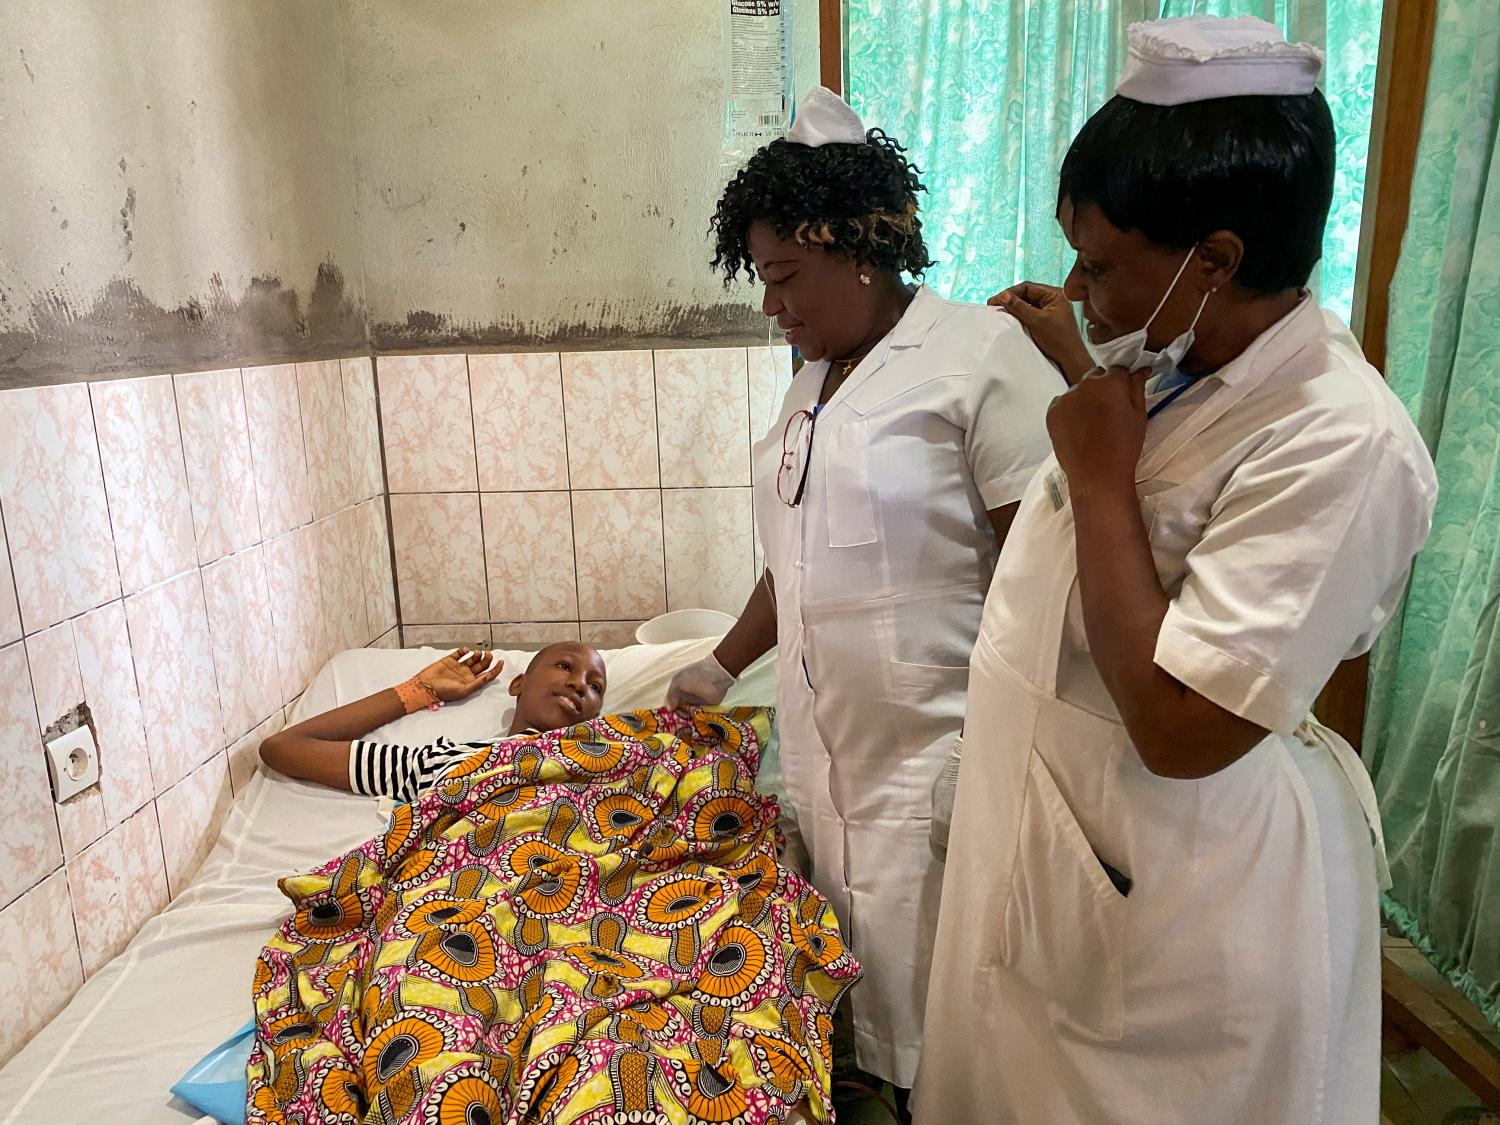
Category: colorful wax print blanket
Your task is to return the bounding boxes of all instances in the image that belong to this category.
[247,708,860,1125]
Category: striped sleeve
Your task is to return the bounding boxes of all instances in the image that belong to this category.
[348,737,483,803]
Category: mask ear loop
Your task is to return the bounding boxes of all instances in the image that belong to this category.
[1143,247,1200,341]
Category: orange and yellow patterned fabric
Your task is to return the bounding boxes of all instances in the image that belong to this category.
[246,707,860,1125]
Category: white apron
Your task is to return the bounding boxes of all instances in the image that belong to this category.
[916,332,1392,1123]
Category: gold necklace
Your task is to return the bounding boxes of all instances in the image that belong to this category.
[836,354,865,380]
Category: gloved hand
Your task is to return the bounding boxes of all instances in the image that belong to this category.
[666,653,737,709]
[930,734,963,861]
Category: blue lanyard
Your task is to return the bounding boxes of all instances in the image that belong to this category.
[1146,375,1201,419]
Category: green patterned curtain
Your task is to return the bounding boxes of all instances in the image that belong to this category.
[845,0,1383,321]
[1365,0,1500,1026]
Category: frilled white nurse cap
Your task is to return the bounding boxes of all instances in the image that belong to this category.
[786,86,866,147]
[1116,15,1324,106]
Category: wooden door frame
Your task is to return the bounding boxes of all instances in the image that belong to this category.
[819,0,844,94]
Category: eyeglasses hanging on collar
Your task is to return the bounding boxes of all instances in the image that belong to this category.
[776,354,867,508]
[777,405,822,507]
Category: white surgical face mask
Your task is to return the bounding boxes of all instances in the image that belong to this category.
[1087,248,1210,377]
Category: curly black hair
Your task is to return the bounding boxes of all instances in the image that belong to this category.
[710,129,936,284]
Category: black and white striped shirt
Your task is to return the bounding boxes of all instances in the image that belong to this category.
[347,736,484,804]
[347,730,543,804]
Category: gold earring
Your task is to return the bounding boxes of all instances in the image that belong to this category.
[859,275,871,286]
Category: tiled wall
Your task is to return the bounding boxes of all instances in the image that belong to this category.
[0,341,785,1065]
[0,358,397,1065]
[379,347,793,651]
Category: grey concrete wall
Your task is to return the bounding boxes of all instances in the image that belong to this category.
[0,1,819,384]
[341,0,818,351]
[0,0,366,386]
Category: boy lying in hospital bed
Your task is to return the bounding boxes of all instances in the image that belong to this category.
[260,642,608,800]
[247,643,857,1124]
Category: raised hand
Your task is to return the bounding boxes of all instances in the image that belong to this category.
[415,648,506,702]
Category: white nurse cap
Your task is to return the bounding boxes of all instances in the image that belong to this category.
[1116,15,1324,106]
[786,87,866,147]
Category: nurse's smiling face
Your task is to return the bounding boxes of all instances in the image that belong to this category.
[1058,198,1210,352]
[747,220,886,363]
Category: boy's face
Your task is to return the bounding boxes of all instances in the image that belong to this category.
[508,643,607,733]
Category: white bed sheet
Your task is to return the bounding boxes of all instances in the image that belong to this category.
[0,639,782,1124]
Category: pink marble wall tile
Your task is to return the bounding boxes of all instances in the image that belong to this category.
[480,491,577,622]
[377,355,477,493]
[358,499,398,639]
[298,360,357,521]
[173,368,261,565]
[402,624,493,649]
[0,871,83,1066]
[561,351,660,489]
[72,601,154,828]
[571,490,666,621]
[67,804,168,976]
[202,545,283,742]
[0,384,121,634]
[370,628,401,649]
[242,364,313,538]
[663,487,755,615]
[0,514,21,646]
[228,711,283,796]
[389,493,488,624]
[581,621,645,649]
[654,348,751,488]
[469,353,569,492]
[263,524,327,705]
[342,357,385,502]
[90,375,198,594]
[156,751,232,898]
[748,345,795,444]
[124,570,223,792]
[24,623,105,858]
[488,622,580,651]
[316,508,371,654]
[24,623,84,738]
[0,643,62,908]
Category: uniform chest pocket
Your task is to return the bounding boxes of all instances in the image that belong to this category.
[823,421,879,547]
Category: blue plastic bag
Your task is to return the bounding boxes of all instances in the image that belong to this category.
[169,1018,254,1124]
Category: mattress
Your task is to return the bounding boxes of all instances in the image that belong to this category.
[0,638,781,1124]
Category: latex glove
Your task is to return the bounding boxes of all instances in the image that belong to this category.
[666,653,736,709]
[930,734,963,861]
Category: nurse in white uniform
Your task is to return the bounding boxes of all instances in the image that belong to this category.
[667,90,1059,1099]
[919,18,1437,1124]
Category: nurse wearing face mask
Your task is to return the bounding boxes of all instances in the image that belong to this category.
[918,17,1437,1125]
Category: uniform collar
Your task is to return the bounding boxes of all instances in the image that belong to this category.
[1135,295,1325,481]
[1207,293,1320,388]
[816,285,939,411]
[885,284,943,352]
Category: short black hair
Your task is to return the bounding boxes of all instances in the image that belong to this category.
[1057,91,1336,294]
[710,130,935,284]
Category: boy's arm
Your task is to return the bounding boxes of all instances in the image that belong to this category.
[260,649,504,791]
[260,688,408,790]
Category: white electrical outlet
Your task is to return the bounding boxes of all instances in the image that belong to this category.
[45,725,100,802]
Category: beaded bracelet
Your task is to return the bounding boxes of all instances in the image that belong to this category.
[394,676,443,714]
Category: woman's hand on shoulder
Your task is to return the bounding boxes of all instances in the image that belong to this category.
[990,282,1095,385]
[416,648,505,702]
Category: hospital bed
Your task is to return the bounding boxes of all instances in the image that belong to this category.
[0,636,807,1125]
